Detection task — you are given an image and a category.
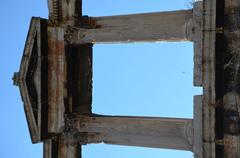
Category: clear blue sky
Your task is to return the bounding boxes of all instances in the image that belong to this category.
[0,0,201,158]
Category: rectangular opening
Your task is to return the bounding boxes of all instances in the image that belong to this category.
[83,144,193,158]
[92,42,202,118]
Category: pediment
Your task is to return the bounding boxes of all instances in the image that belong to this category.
[14,17,48,143]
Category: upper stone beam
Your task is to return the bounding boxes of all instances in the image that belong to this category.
[65,9,195,44]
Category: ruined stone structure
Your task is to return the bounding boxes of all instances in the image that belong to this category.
[13,0,240,157]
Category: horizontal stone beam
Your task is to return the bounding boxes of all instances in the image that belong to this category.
[71,115,193,151]
[65,10,194,44]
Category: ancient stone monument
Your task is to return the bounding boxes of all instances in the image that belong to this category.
[13,0,240,157]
